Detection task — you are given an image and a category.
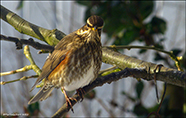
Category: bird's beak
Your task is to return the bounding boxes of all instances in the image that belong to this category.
[92,27,98,31]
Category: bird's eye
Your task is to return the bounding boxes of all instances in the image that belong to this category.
[87,23,92,28]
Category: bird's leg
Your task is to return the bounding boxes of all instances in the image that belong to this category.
[76,88,85,102]
[61,87,77,113]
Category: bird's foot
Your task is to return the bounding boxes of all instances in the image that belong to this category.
[76,88,85,102]
[65,97,75,113]
[62,87,76,113]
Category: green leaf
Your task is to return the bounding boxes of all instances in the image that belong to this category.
[134,102,149,116]
[139,49,147,54]
[136,81,144,99]
[154,52,165,61]
[150,16,167,34]
[75,1,92,7]
[147,104,159,113]
[138,1,154,20]
[114,28,139,45]
[171,49,182,57]
[16,0,24,10]
[27,102,40,116]
[76,0,157,45]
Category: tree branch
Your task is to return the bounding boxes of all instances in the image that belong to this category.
[1,75,38,85]
[105,45,183,71]
[0,5,65,46]
[23,45,41,75]
[51,68,141,117]
[0,34,54,52]
[102,47,185,87]
[0,65,32,76]
[52,67,185,117]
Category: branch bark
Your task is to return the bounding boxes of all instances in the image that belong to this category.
[52,68,145,117]
[0,34,54,52]
[52,67,185,117]
[0,5,64,46]
[102,47,186,87]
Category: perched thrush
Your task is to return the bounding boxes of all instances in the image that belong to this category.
[28,15,104,111]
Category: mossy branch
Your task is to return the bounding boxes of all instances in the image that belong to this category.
[0,75,38,85]
[23,45,41,75]
[106,45,183,71]
[0,5,65,46]
[0,45,41,85]
[102,47,185,87]
[52,66,185,117]
[0,65,32,76]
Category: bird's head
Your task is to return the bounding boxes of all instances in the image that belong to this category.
[78,15,104,38]
[86,15,104,31]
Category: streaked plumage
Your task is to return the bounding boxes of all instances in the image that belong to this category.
[28,15,104,106]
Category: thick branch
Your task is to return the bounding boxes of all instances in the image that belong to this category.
[0,5,65,46]
[0,34,54,51]
[106,45,182,71]
[52,68,144,117]
[102,47,186,87]
[52,67,185,117]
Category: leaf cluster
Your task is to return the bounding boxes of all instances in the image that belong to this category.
[77,1,166,46]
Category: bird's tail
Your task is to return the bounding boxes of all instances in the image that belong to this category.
[28,83,54,104]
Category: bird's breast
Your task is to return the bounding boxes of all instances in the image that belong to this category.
[63,60,96,91]
[50,39,102,91]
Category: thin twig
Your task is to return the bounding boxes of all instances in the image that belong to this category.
[157,83,167,113]
[0,34,54,52]
[154,64,163,103]
[23,45,41,75]
[99,65,117,74]
[147,83,167,118]
[1,75,38,85]
[0,65,32,76]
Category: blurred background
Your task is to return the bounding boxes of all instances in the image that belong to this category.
[1,1,185,117]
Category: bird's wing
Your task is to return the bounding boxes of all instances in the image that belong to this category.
[30,33,76,91]
[30,50,68,91]
[28,81,55,104]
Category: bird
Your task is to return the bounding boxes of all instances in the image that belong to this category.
[28,15,104,112]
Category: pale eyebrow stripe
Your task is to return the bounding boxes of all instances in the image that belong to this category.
[87,20,93,27]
